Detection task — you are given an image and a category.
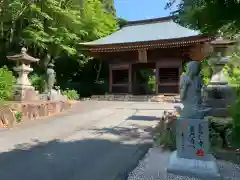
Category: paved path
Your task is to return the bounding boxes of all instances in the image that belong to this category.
[0,101,175,180]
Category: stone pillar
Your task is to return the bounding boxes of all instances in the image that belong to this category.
[167,118,220,179]
[204,37,235,117]
[14,64,33,87]
[13,64,36,101]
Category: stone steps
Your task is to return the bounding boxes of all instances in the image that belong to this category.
[90,94,180,103]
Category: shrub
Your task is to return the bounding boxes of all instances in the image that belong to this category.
[148,75,156,92]
[30,74,46,93]
[62,89,79,100]
[229,89,240,147]
[154,111,177,150]
[0,66,16,100]
[226,65,240,147]
[15,111,22,123]
[181,59,212,85]
[200,59,212,85]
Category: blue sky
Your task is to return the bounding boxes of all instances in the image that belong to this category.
[114,0,178,21]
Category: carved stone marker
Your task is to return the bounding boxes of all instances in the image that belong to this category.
[176,118,210,160]
[7,47,39,101]
[167,61,221,180]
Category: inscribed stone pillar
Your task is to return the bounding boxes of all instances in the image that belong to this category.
[167,117,220,179]
[176,118,210,160]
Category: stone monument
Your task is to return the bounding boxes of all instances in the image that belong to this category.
[204,36,235,117]
[39,62,67,101]
[7,47,39,101]
[167,61,221,180]
[46,63,56,100]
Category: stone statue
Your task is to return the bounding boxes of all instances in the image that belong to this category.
[46,63,56,95]
[180,61,211,119]
[167,61,220,179]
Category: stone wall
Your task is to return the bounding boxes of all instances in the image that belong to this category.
[0,100,75,128]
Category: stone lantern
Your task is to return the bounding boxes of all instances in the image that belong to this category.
[7,47,40,101]
[204,36,235,117]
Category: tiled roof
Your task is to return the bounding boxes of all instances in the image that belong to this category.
[82,17,201,46]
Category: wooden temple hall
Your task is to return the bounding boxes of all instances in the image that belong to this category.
[81,16,213,95]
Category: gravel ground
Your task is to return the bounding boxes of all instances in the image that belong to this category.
[128,147,240,180]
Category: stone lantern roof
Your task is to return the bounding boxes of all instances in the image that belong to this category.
[7,47,40,63]
[210,31,235,47]
[210,38,235,47]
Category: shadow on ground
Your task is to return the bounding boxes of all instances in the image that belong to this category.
[126,115,161,121]
[91,125,156,141]
[0,138,152,180]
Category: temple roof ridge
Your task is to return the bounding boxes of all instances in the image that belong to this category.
[124,16,174,27]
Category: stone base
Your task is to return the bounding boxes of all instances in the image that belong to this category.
[14,86,39,101]
[167,151,221,180]
[39,89,67,101]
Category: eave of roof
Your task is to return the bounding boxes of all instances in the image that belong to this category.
[83,36,213,52]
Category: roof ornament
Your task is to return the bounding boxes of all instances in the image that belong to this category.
[217,30,224,40]
[210,30,235,47]
[21,47,27,54]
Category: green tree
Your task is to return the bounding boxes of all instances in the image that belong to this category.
[117,18,128,28]
[166,0,240,36]
[0,0,118,96]
[100,0,116,16]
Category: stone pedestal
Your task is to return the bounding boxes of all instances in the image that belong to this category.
[14,86,38,101]
[167,118,221,179]
[39,89,67,101]
[167,151,220,179]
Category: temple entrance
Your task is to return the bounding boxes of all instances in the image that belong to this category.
[158,67,180,94]
[132,63,156,95]
[111,69,129,93]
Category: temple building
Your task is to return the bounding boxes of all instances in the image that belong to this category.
[81,16,213,95]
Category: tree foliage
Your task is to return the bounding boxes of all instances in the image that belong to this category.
[166,0,240,36]
[0,66,16,101]
[100,0,116,16]
[0,0,117,59]
[0,0,118,96]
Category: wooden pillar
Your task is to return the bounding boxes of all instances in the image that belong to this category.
[109,64,112,93]
[178,60,183,93]
[155,62,159,94]
[128,64,132,93]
